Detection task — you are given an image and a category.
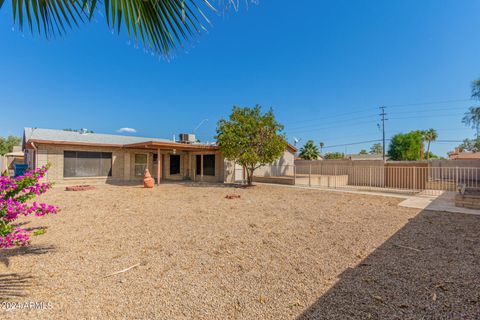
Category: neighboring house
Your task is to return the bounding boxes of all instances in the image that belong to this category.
[22,128,296,184]
[5,145,25,169]
[346,154,386,161]
[448,148,480,160]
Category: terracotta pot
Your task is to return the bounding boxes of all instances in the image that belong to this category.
[143,169,154,188]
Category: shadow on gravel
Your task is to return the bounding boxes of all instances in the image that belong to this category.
[0,245,54,268]
[0,273,33,300]
[297,210,480,319]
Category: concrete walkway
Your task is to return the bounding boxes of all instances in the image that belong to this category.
[399,191,480,215]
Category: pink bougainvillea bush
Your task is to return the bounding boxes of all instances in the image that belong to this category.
[0,165,58,248]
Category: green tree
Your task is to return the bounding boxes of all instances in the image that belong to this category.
[0,136,21,155]
[359,149,368,155]
[319,142,325,154]
[423,128,438,160]
[387,131,424,161]
[459,138,480,152]
[0,1,255,56]
[463,107,480,138]
[299,140,321,160]
[462,79,480,137]
[370,143,382,155]
[216,105,286,185]
[323,152,344,160]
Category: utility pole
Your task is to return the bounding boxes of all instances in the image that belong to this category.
[380,106,388,161]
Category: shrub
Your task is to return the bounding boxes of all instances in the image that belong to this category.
[0,165,58,248]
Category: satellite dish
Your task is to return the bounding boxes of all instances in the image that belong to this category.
[293,137,301,146]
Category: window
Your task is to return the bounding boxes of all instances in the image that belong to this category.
[134,154,147,176]
[203,155,215,176]
[64,151,112,177]
[195,154,216,176]
[170,155,180,175]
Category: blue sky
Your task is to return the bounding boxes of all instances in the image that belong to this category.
[1,0,480,156]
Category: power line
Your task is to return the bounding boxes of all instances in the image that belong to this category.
[283,98,471,127]
[322,138,464,150]
[322,139,383,149]
[286,108,468,134]
[386,98,471,108]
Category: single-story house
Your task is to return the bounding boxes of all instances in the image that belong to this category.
[22,128,296,185]
[0,146,25,173]
[448,148,480,160]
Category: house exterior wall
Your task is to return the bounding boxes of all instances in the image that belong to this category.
[224,148,296,182]
[254,149,296,177]
[29,143,128,184]
[26,144,225,184]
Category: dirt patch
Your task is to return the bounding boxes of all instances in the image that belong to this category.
[0,184,477,319]
[65,185,96,191]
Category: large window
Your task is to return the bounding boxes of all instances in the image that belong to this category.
[64,151,112,177]
[170,155,180,175]
[134,154,147,176]
[196,154,215,176]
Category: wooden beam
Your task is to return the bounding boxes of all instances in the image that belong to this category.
[201,153,204,182]
[157,148,161,186]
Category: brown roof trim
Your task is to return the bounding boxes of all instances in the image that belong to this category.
[287,143,297,153]
[123,141,219,151]
[25,138,293,153]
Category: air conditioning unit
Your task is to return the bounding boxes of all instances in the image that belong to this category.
[179,133,196,144]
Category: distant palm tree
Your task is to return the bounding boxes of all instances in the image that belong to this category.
[423,128,438,160]
[319,142,325,154]
[463,107,480,138]
[0,1,252,56]
[299,140,321,160]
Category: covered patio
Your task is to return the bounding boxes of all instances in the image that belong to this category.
[124,141,224,185]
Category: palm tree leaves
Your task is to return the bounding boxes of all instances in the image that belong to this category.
[1,0,249,55]
[299,140,321,160]
[103,0,212,54]
[8,0,89,36]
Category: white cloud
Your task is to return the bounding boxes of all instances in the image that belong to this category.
[117,127,137,133]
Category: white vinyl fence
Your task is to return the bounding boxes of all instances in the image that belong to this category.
[254,164,480,195]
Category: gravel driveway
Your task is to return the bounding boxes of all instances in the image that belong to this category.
[0,183,478,319]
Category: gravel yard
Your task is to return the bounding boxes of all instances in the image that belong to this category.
[1,183,478,319]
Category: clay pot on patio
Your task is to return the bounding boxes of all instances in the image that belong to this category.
[143,169,154,188]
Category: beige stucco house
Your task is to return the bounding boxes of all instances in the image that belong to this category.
[22,128,296,185]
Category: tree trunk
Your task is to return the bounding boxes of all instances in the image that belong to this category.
[426,141,431,160]
[247,167,255,185]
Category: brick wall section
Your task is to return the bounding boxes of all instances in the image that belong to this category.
[34,144,128,184]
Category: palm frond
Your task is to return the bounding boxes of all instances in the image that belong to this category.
[1,0,255,56]
[7,0,89,36]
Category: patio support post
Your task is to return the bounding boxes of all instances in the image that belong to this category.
[201,153,204,182]
[157,148,161,186]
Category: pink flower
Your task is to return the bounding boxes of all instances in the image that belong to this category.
[0,165,58,248]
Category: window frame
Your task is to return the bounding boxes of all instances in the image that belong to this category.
[203,154,215,176]
[134,154,148,177]
[63,151,112,178]
[195,154,216,177]
[169,154,181,175]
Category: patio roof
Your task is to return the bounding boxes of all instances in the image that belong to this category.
[123,141,219,151]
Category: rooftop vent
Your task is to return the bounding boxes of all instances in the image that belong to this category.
[178,133,196,144]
